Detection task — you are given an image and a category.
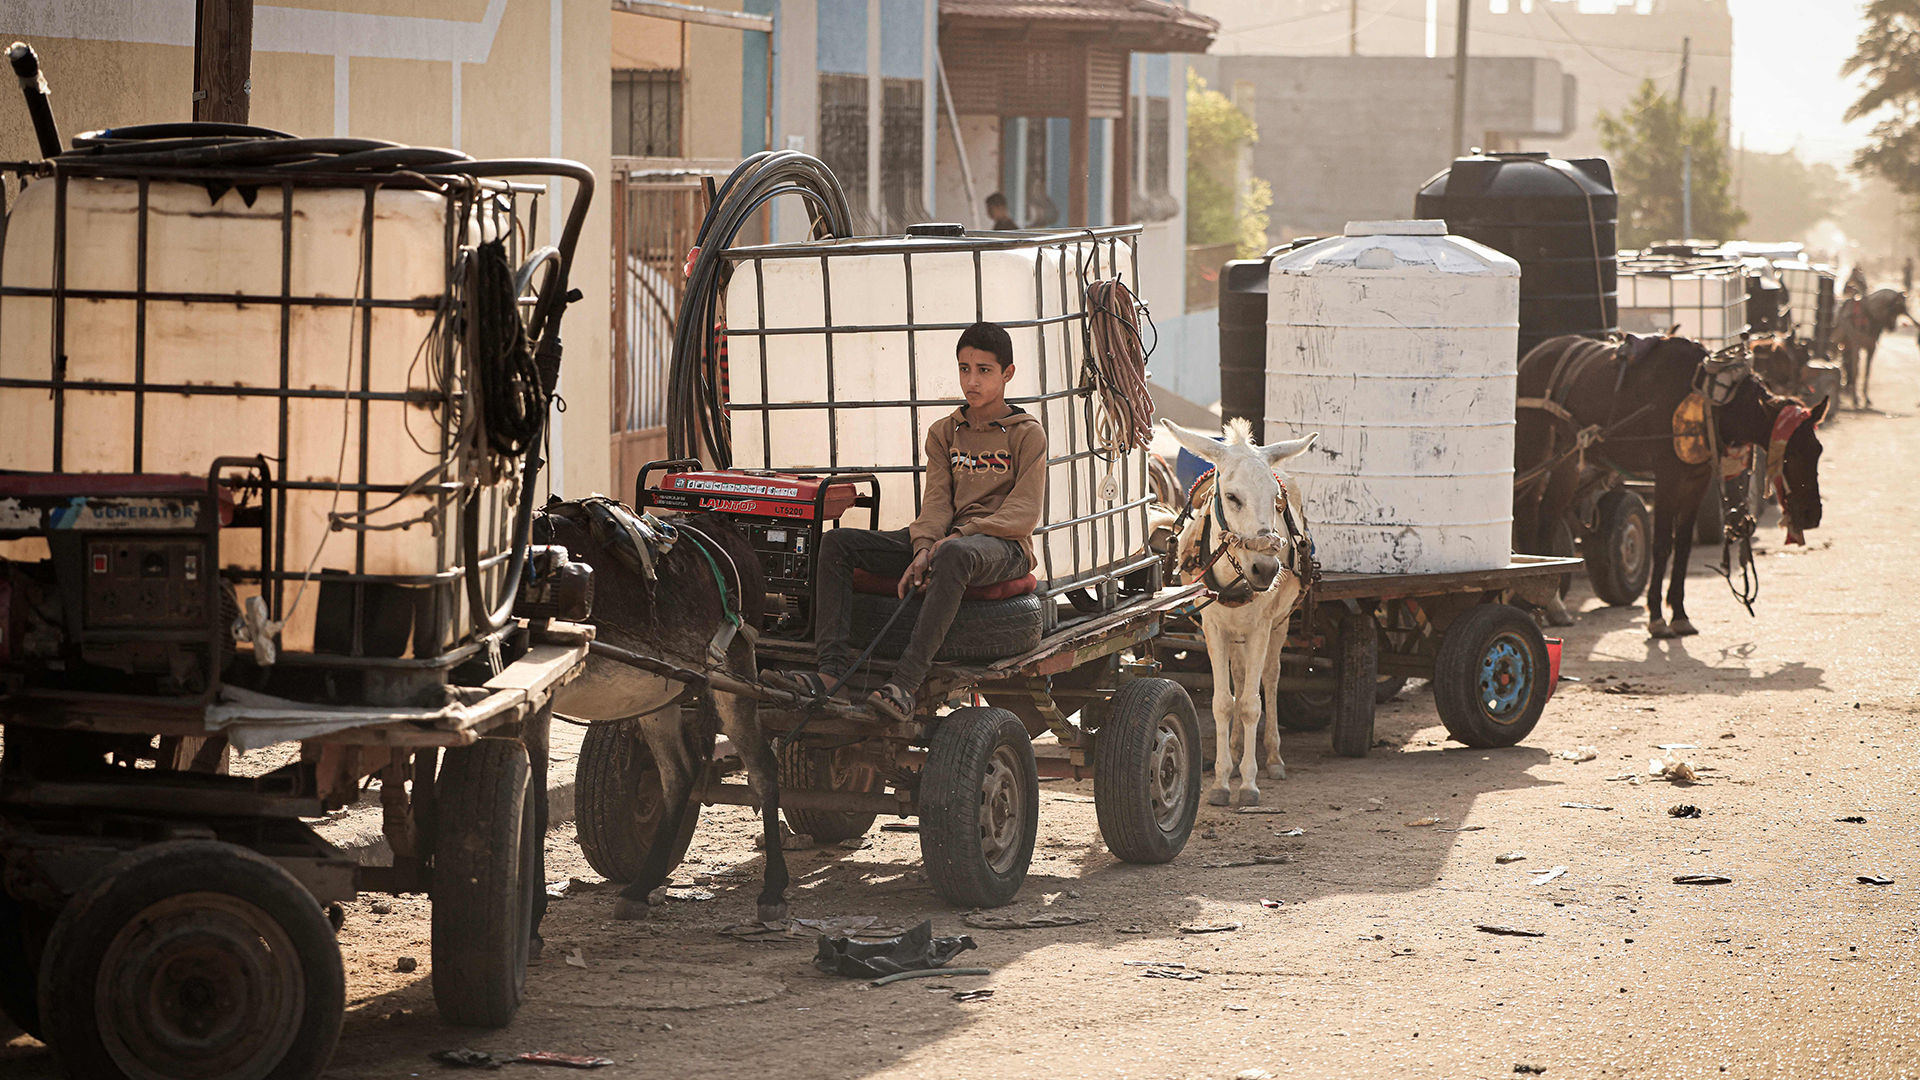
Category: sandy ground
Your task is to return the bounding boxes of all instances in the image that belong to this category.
[7,340,1919,1080]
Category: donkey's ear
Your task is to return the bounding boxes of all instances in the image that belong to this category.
[1162,419,1226,463]
[1261,431,1319,464]
[1811,395,1831,425]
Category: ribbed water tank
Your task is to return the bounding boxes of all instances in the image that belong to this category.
[1266,221,1520,575]
[1217,257,1271,433]
[1414,151,1616,359]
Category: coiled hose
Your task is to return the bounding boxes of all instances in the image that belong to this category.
[667,151,855,465]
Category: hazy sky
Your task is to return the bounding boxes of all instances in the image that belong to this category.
[1729,0,1873,166]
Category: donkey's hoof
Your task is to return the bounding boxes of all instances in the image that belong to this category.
[1262,763,1288,781]
[756,900,791,925]
[1648,619,1675,640]
[1207,787,1232,807]
[1671,618,1699,637]
[1231,787,1261,808]
[611,897,651,921]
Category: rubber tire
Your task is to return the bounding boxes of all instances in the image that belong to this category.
[36,840,343,1080]
[779,743,881,843]
[850,591,1044,662]
[432,737,537,1027]
[575,719,700,882]
[1374,676,1409,703]
[0,891,41,1040]
[1330,609,1379,759]
[1094,678,1202,864]
[919,707,1039,908]
[1585,489,1653,607]
[1432,603,1552,749]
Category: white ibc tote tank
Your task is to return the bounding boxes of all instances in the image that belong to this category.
[1265,220,1520,575]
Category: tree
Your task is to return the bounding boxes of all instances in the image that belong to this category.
[1845,0,1920,196]
[1737,149,1842,243]
[1186,70,1271,258]
[1595,79,1746,248]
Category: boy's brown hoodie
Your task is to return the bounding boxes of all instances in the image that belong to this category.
[909,404,1047,570]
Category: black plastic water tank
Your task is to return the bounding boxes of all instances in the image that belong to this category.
[1217,237,1320,439]
[1415,151,1618,359]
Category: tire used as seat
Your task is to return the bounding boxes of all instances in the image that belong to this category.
[849,591,1044,662]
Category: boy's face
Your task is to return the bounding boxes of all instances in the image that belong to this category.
[956,346,1014,409]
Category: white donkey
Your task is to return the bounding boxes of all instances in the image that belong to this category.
[1163,418,1317,807]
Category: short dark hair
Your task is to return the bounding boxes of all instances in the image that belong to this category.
[985,191,1008,210]
[956,321,1014,369]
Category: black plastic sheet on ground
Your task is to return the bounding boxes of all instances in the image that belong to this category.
[813,919,977,978]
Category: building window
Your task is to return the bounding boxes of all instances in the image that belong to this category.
[614,69,682,158]
[1024,119,1058,227]
[1141,96,1178,222]
[818,74,872,230]
[881,78,927,230]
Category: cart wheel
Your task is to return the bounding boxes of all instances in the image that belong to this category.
[1433,604,1552,748]
[0,891,43,1040]
[1330,609,1379,759]
[36,840,342,1080]
[1585,489,1652,607]
[919,707,1038,908]
[432,737,537,1027]
[575,719,700,882]
[1095,678,1201,864]
[780,743,883,843]
[1374,676,1408,703]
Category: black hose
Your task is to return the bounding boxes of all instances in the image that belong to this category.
[666,151,855,464]
[7,43,62,159]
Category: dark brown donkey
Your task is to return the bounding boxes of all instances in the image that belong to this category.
[1513,335,1830,638]
[539,504,790,923]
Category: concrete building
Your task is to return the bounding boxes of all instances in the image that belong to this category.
[1191,0,1731,162]
[1194,53,1574,239]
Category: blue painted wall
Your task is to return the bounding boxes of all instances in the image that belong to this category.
[879,0,923,79]
[817,0,867,75]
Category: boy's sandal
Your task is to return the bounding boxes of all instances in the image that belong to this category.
[764,669,847,702]
[867,683,914,722]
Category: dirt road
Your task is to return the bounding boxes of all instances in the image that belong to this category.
[7,341,1916,1080]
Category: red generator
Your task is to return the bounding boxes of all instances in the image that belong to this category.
[636,460,879,636]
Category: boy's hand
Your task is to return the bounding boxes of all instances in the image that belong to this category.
[901,546,936,596]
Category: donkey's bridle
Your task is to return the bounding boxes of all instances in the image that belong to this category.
[1181,470,1316,608]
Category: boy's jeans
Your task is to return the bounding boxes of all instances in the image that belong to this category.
[814,527,1029,694]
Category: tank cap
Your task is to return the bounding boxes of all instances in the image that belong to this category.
[1343,220,1446,237]
[907,222,965,237]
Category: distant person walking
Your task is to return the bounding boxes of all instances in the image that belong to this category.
[985,191,1018,231]
[1905,257,1913,293]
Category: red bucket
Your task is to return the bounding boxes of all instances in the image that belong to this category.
[1543,637,1563,701]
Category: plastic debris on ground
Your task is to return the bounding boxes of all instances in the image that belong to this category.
[950,989,995,1002]
[429,1048,506,1069]
[1123,960,1186,967]
[814,919,977,978]
[1404,817,1440,827]
[1514,1064,1548,1075]
[1260,898,1283,909]
[1141,968,1203,980]
[1276,828,1306,837]
[663,888,714,902]
[545,880,572,899]
[1235,807,1287,815]
[1202,854,1289,868]
[1838,816,1868,824]
[1495,852,1529,864]
[1858,875,1895,886]
[721,915,913,943]
[1530,866,1569,886]
[1672,874,1734,885]
[1669,804,1702,818]
[1475,924,1546,937]
[963,911,1098,930]
[517,1051,617,1068]
[565,948,587,969]
[1649,758,1700,783]
[1178,922,1243,934]
[1559,802,1613,811]
[1656,743,1698,750]
[1556,746,1599,762]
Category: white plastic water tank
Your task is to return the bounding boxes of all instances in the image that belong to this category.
[1265,220,1520,574]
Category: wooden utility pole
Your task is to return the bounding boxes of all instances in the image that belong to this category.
[1350,0,1360,56]
[1448,0,1470,158]
[193,0,254,124]
[1676,36,1690,111]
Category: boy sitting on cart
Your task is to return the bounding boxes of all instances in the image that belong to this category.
[771,321,1046,721]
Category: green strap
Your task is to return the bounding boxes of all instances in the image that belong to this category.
[680,527,741,628]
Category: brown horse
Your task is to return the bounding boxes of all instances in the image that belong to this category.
[539,504,790,924]
[1514,335,1829,638]
[1832,287,1908,409]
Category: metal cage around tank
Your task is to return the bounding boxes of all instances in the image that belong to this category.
[0,151,590,674]
[719,226,1155,617]
[1615,249,1750,350]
